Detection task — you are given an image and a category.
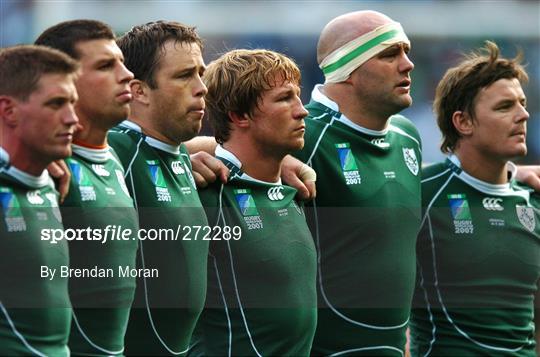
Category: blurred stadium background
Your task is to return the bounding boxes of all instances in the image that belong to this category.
[2,0,538,164]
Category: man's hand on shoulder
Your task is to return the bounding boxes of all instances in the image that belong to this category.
[47,160,71,203]
[281,155,317,201]
[190,151,229,188]
[516,165,540,192]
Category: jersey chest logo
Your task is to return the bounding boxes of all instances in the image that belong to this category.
[335,142,361,185]
[516,205,536,233]
[402,147,419,176]
[26,191,44,205]
[371,138,390,148]
[146,160,171,202]
[92,164,110,177]
[69,159,97,201]
[0,188,26,232]
[267,186,284,201]
[234,189,263,230]
[482,197,503,211]
[171,161,185,175]
[448,193,474,234]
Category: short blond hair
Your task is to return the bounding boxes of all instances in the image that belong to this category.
[204,49,301,144]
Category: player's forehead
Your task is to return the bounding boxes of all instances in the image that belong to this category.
[157,40,204,71]
[30,73,77,102]
[267,75,300,94]
[75,38,124,62]
[476,77,526,104]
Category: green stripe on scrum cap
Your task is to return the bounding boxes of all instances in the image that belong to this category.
[322,29,399,75]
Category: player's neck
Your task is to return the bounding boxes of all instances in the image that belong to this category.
[223,141,282,183]
[128,114,178,146]
[4,142,49,176]
[73,116,109,147]
[322,85,389,131]
[454,147,509,185]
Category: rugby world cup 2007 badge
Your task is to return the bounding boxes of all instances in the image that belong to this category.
[335,142,361,185]
[147,160,171,202]
[0,188,26,232]
[403,147,419,176]
[448,193,474,234]
[234,189,263,230]
[68,159,97,201]
[516,205,536,233]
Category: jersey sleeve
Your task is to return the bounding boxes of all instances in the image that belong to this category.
[107,131,138,170]
[198,182,222,226]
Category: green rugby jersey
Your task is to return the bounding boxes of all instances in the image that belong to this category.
[0,166,70,356]
[190,146,317,357]
[410,156,540,356]
[108,121,209,356]
[294,86,422,356]
[61,144,139,356]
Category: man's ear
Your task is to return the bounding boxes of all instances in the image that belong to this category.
[130,79,150,105]
[228,111,250,128]
[452,110,474,137]
[0,96,19,127]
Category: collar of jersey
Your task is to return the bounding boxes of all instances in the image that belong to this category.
[447,155,529,200]
[3,165,51,189]
[311,84,390,137]
[0,147,9,169]
[72,144,112,163]
[216,145,282,185]
[120,120,180,155]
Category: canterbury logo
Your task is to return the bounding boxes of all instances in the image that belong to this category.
[26,191,44,205]
[482,197,503,211]
[92,164,110,177]
[171,161,185,175]
[371,138,390,148]
[267,186,285,201]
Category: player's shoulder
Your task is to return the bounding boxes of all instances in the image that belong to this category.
[511,181,540,207]
[388,114,421,146]
[305,99,338,127]
[107,125,144,163]
[420,161,454,202]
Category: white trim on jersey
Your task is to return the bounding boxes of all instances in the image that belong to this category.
[449,155,531,203]
[4,166,51,189]
[216,146,282,185]
[210,252,233,357]
[418,169,534,354]
[306,117,336,165]
[124,136,145,181]
[311,195,410,330]
[122,139,190,355]
[213,183,233,357]
[71,144,112,163]
[218,184,263,357]
[421,168,451,184]
[0,301,60,357]
[138,237,191,355]
[119,120,180,155]
[311,84,340,112]
[388,124,420,147]
[71,311,124,355]
[329,345,404,356]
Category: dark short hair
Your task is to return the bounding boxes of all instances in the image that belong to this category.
[204,49,302,144]
[117,20,203,89]
[434,41,528,153]
[35,19,115,59]
[0,45,79,101]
